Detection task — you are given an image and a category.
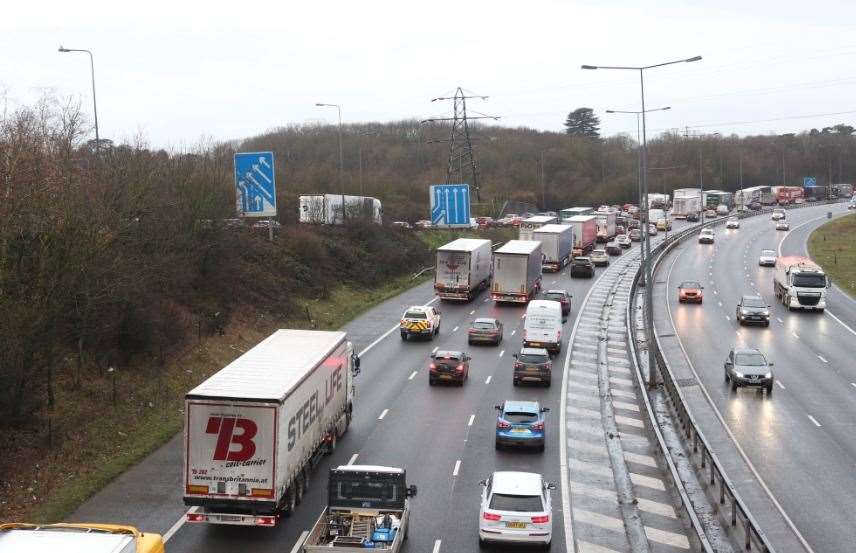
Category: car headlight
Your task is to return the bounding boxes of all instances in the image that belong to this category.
[764,372,772,379]
[762,310,770,316]
[741,309,749,315]
[733,371,744,378]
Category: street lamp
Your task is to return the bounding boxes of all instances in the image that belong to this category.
[58,45,100,155]
[357,130,379,196]
[583,55,702,388]
[316,103,345,222]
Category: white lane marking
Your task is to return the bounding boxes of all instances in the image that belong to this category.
[432,540,442,553]
[288,531,310,553]
[485,375,493,384]
[826,309,856,338]
[792,332,799,340]
[808,415,822,427]
[408,370,418,380]
[521,313,526,319]
[452,326,459,332]
[817,355,828,363]
[713,290,718,295]
[511,329,516,336]
[468,414,475,426]
[347,453,359,465]
[484,297,489,302]
[432,346,438,354]
[378,409,389,420]
[469,310,476,315]
[776,381,786,390]
[499,350,505,358]
[718,301,722,307]
[163,507,195,542]
[551,280,557,284]
[452,459,461,476]
[777,317,783,323]
[725,315,731,321]
[358,297,438,356]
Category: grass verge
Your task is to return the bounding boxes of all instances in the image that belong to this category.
[807,213,856,298]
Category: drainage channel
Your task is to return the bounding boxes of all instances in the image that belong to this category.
[564,251,696,553]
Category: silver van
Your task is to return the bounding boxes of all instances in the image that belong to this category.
[523,300,563,354]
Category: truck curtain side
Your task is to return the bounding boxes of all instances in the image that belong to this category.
[491,240,542,303]
[566,215,597,256]
[434,238,493,301]
[533,224,574,272]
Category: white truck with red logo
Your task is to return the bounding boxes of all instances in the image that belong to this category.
[183,329,360,526]
[434,238,493,301]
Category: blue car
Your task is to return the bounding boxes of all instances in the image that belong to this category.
[495,400,549,452]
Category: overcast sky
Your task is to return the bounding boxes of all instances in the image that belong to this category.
[4,0,856,148]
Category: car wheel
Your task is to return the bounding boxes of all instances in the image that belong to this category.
[537,443,545,453]
[544,378,552,387]
[513,378,519,386]
[764,321,770,327]
[435,325,440,335]
[495,440,501,450]
[283,488,297,517]
[429,377,435,386]
[731,380,738,392]
[468,339,473,345]
[401,332,407,341]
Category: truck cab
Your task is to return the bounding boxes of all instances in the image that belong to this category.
[303,465,417,552]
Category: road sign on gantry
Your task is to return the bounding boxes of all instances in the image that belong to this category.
[430,184,471,227]
[803,177,817,188]
[235,151,277,217]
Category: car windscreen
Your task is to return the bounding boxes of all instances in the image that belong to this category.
[503,411,538,423]
[574,257,590,263]
[490,493,543,512]
[761,250,775,256]
[519,354,549,364]
[404,311,426,319]
[735,353,767,366]
[743,297,766,308]
[680,282,701,289]
[544,293,564,301]
[473,322,496,330]
[793,274,826,288]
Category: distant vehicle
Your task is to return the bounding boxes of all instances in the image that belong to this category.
[414,220,432,229]
[849,196,856,209]
[698,229,714,244]
[716,204,730,216]
[759,249,777,267]
[251,219,281,231]
[749,201,762,210]
[566,215,598,256]
[223,217,244,229]
[595,210,617,242]
[736,295,771,327]
[771,208,786,221]
[775,220,790,231]
[523,300,563,355]
[628,218,641,229]
[468,318,504,346]
[590,249,609,267]
[391,221,412,229]
[616,234,632,248]
[629,228,642,242]
[476,216,495,228]
[686,211,699,222]
[0,523,165,553]
[512,348,552,386]
[302,465,416,553]
[677,281,704,303]
[469,217,479,229]
[672,194,702,219]
[726,216,740,229]
[495,401,549,451]
[534,224,574,272]
[491,240,543,303]
[705,209,718,218]
[543,289,571,317]
[724,348,774,395]
[400,305,441,340]
[559,206,594,221]
[605,243,622,256]
[648,224,658,236]
[479,472,555,548]
[570,256,595,278]
[299,194,382,225]
[773,256,828,311]
[428,350,470,385]
[434,239,493,301]
[650,208,671,230]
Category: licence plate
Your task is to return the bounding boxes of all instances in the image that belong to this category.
[530,342,542,347]
[511,428,528,433]
[505,521,526,529]
[440,375,452,380]
[217,515,242,522]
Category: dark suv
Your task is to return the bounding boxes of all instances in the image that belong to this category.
[512,348,552,386]
[429,350,470,386]
[736,295,770,326]
[724,348,774,395]
[570,256,595,278]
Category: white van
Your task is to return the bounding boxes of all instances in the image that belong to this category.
[523,300,563,354]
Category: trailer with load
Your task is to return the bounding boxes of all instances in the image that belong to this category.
[773,256,828,312]
[0,523,165,553]
[773,186,804,205]
[566,215,597,256]
[434,238,492,301]
[183,330,360,526]
[533,224,574,272]
[491,240,542,303]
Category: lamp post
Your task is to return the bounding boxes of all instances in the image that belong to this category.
[358,130,379,197]
[58,45,100,155]
[316,103,345,222]
[583,55,702,388]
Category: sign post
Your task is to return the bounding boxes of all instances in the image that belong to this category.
[235,151,277,239]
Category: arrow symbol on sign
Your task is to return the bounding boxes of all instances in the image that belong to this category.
[259,156,271,169]
[247,174,275,203]
[253,164,272,184]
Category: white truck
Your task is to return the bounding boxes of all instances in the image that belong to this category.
[595,210,617,242]
[773,256,829,311]
[491,240,543,303]
[519,215,558,241]
[434,238,493,301]
[183,330,360,526]
[649,208,672,231]
[671,190,701,219]
[301,465,417,552]
[533,224,574,272]
[299,194,383,225]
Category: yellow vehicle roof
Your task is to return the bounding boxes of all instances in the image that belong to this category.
[0,523,165,553]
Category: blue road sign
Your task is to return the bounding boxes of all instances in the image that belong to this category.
[430,184,471,227]
[235,151,277,217]
[803,177,817,188]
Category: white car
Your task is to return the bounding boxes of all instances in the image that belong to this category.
[726,217,740,229]
[758,249,777,266]
[616,234,632,248]
[590,249,609,267]
[648,223,658,236]
[479,471,555,548]
[775,219,790,231]
[848,197,856,210]
[699,229,715,244]
[771,209,786,221]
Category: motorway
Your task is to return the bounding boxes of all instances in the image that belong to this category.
[658,202,856,553]
[69,227,692,553]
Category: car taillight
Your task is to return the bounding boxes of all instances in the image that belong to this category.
[531,515,550,524]
[483,512,502,521]
[255,516,276,526]
[531,421,544,431]
[514,362,523,369]
[497,419,511,429]
[429,364,436,369]
[456,365,464,372]
[187,512,206,522]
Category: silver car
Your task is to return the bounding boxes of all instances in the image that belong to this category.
[724,347,774,395]
[758,249,777,266]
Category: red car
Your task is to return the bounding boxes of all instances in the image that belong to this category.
[429,350,470,385]
[543,289,571,317]
[678,281,704,303]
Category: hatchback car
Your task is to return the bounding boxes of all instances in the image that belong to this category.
[726,216,740,229]
[758,249,777,267]
[495,401,549,451]
[512,348,552,386]
[705,209,718,219]
[686,211,699,222]
[775,219,790,231]
[605,243,622,256]
[428,350,470,385]
[570,256,595,278]
[590,249,609,267]
[648,223,658,236]
[771,209,786,221]
[479,471,555,548]
[468,318,503,345]
[698,229,715,244]
[724,348,774,395]
[736,295,770,326]
[678,281,704,303]
[616,234,632,248]
[629,228,642,242]
[543,289,571,317]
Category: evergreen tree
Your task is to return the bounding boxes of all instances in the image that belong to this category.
[564,107,601,138]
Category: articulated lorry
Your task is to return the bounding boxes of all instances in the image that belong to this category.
[491,240,542,303]
[533,224,574,272]
[301,465,417,552]
[595,210,617,242]
[434,238,493,301]
[183,330,360,526]
[299,194,383,225]
[0,523,165,553]
[773,256,828,311]
[566,215,597,256]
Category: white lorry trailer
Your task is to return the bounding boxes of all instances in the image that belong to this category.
[519,215,558,241]
[533,224,574,272]
[773,256,829,311]
[434,238,493,301]
[183,329,360,526]
[491,240,543,303]
[595,210,617,242]
[672,194,701,219]
[299,194,383,225]
[301,465,417,552]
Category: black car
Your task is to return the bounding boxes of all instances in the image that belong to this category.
[512,348,552,386]
[724,348,774,395]
[605,243,622,256]
[570,256,595,278]
[686,211,699,222]
[468,318,503,345]
[429,350,470,386]
[736,295,770,326]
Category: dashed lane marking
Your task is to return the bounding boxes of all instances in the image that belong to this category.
[408,370,417,380]
[468,414,475,426]
[776,381,786,390]
[347,453,359,465]
[511,329,516,336]
[452,326,459,332]
[378,409,389,420]
[808,415,822,427]
[432,539,442,553]
[452,459,461,476]
[485,375,492,384]
[499,350,505,358]
[432,346,438,354]
[818,355,828,363]
[792,332,799,339]
[469,310,475,315]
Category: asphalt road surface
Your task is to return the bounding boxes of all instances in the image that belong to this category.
[660,202,856,553]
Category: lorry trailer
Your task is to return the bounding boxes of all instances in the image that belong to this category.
[672,195,702,219]
[491,240,543,303]
[559,206,594,221]
[434,238,493,301]
[299,194,383,225]
[183,330,359,526]
[519,215,558,241]
[773,256,828,311]
[533,224,574,272]
[566,215,597,256]
[595,210,617,242]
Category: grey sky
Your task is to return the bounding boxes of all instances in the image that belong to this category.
[4,0,856,148]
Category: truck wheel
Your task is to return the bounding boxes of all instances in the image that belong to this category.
[283,489,297,517]
[302,468,311,494]
[766,383,774,397]
[295,476,305,504]
[327,431,337,453]
[435,324,440,335]
[731,380,738,392]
